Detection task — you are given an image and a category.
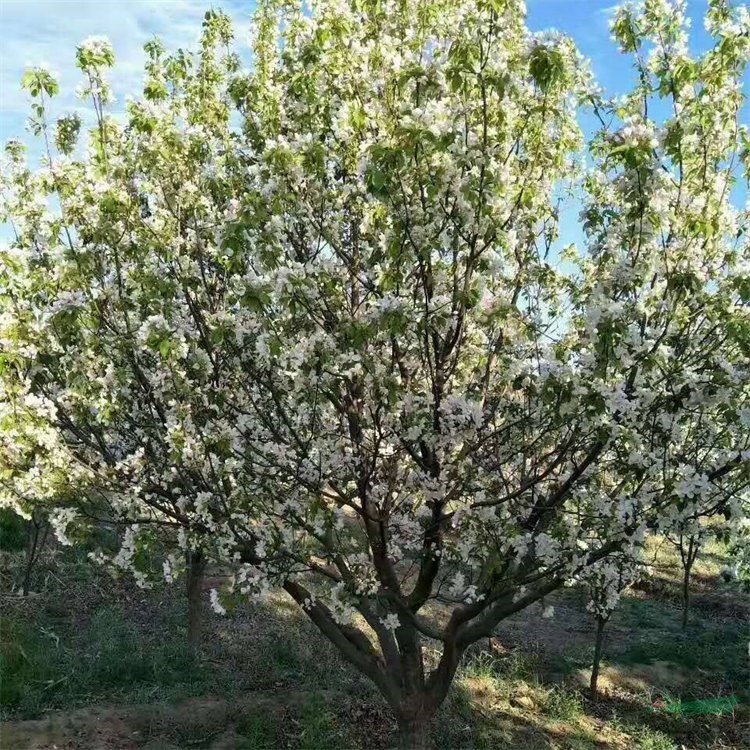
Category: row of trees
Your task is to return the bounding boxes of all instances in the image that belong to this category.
[1,0,749,746]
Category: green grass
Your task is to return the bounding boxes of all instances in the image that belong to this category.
[0,604,207,718]
[545,646,593,677]
[631,725,679,750]
[235,693,353,750]
[461,646,539,684]
[618,595,678,630]
[1,540,747,749]
[542,685,584,722]
[237,711,280,750]
[297,693,351,750]
[269,631,302,672]
[440,649,592,749]
[614,596,747,695]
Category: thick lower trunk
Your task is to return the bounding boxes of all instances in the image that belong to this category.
[590,615,606,695]
[393,685,440,750]
[395,718,432,750]
[186,550,206,647]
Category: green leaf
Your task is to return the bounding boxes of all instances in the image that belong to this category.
[529,44,565,94]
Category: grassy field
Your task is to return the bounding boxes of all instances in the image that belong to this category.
[0,529,747,750]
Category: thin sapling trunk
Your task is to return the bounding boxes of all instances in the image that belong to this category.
[678,535,699,630]
[22,516,49,596]
[590,614,608,695]
[186,549,206,647]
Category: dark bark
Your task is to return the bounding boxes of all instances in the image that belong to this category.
[394,691,438,750]
[22,517,49,596]
[679,535,698,631]
[283,579,401,707]
[22,520,40,597]
[590,614,607,695]
[395,717,432,750]
[186,550,206,647]
[681,563,691,630]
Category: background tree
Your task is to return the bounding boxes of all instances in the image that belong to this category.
[185,548,207,648]
[664,505,743,629]
[1,1,749,747]
[582,553,641,696]
[0,348,77,594]
[665,522,704,629]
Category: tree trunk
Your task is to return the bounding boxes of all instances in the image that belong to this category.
[590,615,607,696]
[395,717,432,750]
[392,687,439,750]
[186,550,206,647]
[678,535,699,631]
[22,520,40,596]
[22,518,48,596]
[681,563,691,630]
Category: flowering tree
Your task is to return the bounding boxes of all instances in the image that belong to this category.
[1,0,749,746]
[664,519,708,628]
[663,501,745,628]
[582,553,641,695]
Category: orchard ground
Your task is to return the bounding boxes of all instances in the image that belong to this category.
[0,522,747,750]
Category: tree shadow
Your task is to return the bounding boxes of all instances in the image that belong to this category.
[583,686,748,750]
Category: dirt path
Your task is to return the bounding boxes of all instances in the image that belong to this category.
[0,693,301,750]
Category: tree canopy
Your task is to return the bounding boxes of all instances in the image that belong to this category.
[1,0,748,744]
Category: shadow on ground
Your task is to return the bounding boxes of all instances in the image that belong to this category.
[1,542,747,750]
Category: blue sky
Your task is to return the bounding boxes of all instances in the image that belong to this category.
[0,0,746,249]
[1,0,740,146]
[0,0,255,148]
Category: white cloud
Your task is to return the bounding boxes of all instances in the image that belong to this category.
[0,0,254,149]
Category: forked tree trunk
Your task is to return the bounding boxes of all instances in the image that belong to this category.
[590,614,607,695]
[280,562,462,750]
[186,550,206,647]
